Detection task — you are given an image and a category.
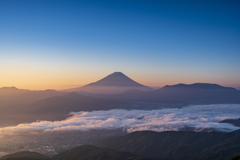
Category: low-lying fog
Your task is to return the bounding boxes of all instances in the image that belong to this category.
[0,104,239,157]
[1,104,240,133]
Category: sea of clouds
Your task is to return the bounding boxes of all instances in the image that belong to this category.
[1,104,240,133]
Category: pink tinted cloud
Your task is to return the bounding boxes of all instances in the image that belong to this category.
[0,104,240,133]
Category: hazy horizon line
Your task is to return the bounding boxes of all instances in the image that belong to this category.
[1,84,240,91]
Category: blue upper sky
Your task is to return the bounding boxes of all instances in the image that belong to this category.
[0,0,240,90]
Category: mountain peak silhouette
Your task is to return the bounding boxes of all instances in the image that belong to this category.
[86,72,146,87]
[65,72,152,94]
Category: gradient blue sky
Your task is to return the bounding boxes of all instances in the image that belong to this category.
[1,0,240,90]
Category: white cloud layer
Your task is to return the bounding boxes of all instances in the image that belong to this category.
[1,104,240,133]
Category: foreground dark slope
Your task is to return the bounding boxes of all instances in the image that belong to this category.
[94,130,240,160]
[0,151,49,160]
[2,158,46,160]
[1,146,152,160]
[230,155,240,160]
[51,145,152,160]
[1,131,240,160]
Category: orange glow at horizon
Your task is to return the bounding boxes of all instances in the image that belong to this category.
[1,70,239,90]
[1,57,239,90]
[0,69,165,90]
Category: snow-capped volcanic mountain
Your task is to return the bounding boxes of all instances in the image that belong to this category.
[65,72,152,94]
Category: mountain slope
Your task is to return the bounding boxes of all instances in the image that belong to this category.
[85,72,146,87]
[148,83,240,104]
[95,83,240,104]
[230,155,240,160]
[1,158,47,160]
[19,92,125,122]
[51,145,151,160]
[0,92,126,126]
[65,72,152,94]
[1,146,151,160]
[219,118,240,127]
[0,151,49,160]
[94,130,240,160]
[0,87,64,104]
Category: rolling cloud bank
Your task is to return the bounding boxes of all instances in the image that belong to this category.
[1,104,240,133]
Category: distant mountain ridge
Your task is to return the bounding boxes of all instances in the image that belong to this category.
[0,87,63,104]
[65,72,152,94]
[1,82,240,127]
[91,82,240,104]
[149,83,240,104]
[13,92,126,123]
[163,83,237,90]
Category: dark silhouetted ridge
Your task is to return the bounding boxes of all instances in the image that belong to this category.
[163,83,236,90]
[220,118,240,127]
[144,83,240,104]
[94,129,240,160]
[51,145,151,160]
[0,151,49,160]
